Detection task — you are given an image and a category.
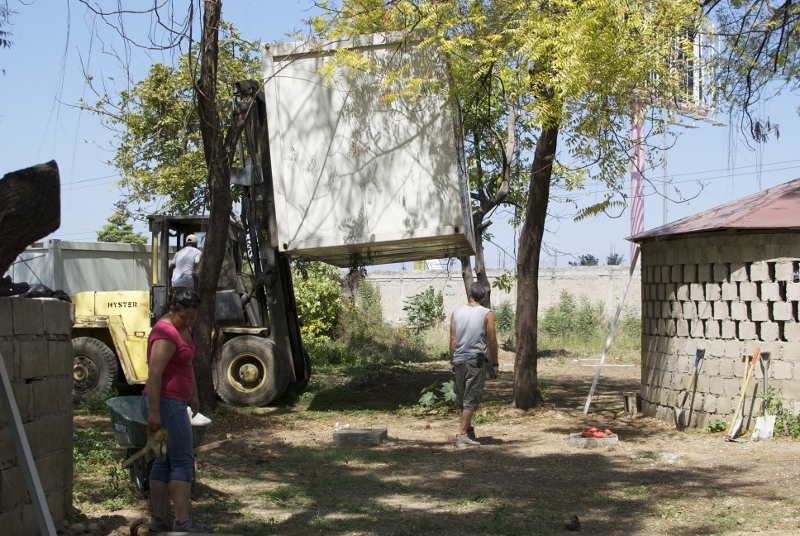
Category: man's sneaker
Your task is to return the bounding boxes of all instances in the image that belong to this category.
[466,426,476,441]
[455,433,480,448]
[148,515,171,533]
[173,517,214,533]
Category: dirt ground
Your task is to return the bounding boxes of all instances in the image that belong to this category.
[75,350,800,535]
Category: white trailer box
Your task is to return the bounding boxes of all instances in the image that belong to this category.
[263,32,474,267]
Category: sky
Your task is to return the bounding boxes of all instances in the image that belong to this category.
[1,0,799,270]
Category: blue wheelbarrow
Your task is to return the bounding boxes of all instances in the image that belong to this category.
[106,396,214,498]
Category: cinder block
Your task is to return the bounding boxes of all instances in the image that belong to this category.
[661,302,671,319]
[750,261,770,282]
[677,284,690,301]
[738,321,757,340]
[0,506,22,535]
[19,503,40,536]
[697,301,712,319]
[709,376,725,396]
[676,320,689,338]
[0,426,15,468]
[670,301,682,319]
[22,414,69,459]
[657,318,667,336]
[1,465,27,510]
[773,360,793,381]
[0,340,14,380]
[34,452,61,492]
[776,261,794,281]
[713,263,729,282]
[665,283,676,301]
[750,301,769,322]
[761,282,781,301]
[784,343,800,360]
[11,298,43,335]
[653,266,662,283]
[690,320,705,338]
[788,283,800,301]
[643,266,653,283]
[671,265,682,283]
[773,301,794,322]
[722,282,738,300]
[46,488,66,526]
[663,266,673,283]
[730,301,748,321]
[714,301,729,320]
[719,357,734,378]
[47,340,74,378]
[666,319,676,337]
[16,340,49,380]
[739,282,758,301]
[698,264,712,282]
[676,246,690,264]
[721,321,736,340]
[683,301,697,319]
[730,263,748,282]
[708,340,725,360]
[705,320,720,339]
[684,264,697,283]
[759,322,779,342]
[690,283,705,301]
[11,382,31,424]
[785,322,800,342]
[42,299,73,337]
[657,284,665,301]
[0,299,12,337]
[706,283,721,301]
[32,378,71,419]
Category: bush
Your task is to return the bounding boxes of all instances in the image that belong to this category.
[606,252,625,265]
[292,261,343,339]
[541,291,604,337]
[494,300,516,350]
[569,254,599,266]
[403,286,445,332]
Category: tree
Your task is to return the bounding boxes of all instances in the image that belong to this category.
[97,204,147,244]
[569,255,599,267]
[81,23,261,216]
[606,252,625,266]
[80,1,262,413]
[704,0,800,141]
[314,0,701,408]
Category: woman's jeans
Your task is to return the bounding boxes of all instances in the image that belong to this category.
[140,395,194,483]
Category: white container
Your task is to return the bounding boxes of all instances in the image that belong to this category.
[262,32,474,267]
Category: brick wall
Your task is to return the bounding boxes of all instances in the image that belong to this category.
[0,297,74,534]
[366,265,641,325]
[640,233,800,428]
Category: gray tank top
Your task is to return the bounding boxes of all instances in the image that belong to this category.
[451,304,490,363]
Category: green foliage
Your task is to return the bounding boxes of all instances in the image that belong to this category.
[75,388,119,414]
[492,271,517,293]
[292,261,343,340]
[763,387,800,439]
[702,419,728,433]
[97,204,147,244]
[418,380,456,407]
[73,425,117,469]
[606,253,625,266]
[403,286,445,332]
[569,254,599,266]
[541,291,604,338]
[494,300,516,351]
[73,424,137,510]
[356,280,383,323]
[80,23,261,215]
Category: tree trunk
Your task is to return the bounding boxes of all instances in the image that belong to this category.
[513,124,559,410]
[0,161,60,274]
[192,1,258,414]
[473,219,492,308]
[459,255,474,297]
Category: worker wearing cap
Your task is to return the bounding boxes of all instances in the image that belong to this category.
[170,234,202,292]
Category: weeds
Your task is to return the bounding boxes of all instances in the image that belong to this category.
[418,380,456,407]
[702,419,727,433]
[763,387,800,438]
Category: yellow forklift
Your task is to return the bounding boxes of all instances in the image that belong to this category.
[71,81,310,406]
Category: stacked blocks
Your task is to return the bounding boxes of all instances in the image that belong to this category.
[640,234,800,428]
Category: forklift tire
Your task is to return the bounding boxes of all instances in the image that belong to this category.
[214,336,289,406]
[72,337,119,403]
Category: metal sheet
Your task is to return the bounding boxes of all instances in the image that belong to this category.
[262,32,474,267]
[630,177,800,243]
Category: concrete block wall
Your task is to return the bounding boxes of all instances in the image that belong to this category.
[0,297,74,535]
[366,265,641,325]
[640,233,800,428]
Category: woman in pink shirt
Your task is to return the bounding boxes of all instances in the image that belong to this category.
[140,289,212,533]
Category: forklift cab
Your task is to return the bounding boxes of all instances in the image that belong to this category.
[147,214,246,328]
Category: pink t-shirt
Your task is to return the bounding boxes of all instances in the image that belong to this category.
[143,319,198,402]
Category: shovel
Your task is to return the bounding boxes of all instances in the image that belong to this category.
[725,347,761,441]
[752,352,776,441]
[674,349,705,430]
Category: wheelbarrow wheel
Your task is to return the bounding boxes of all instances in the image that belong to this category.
[127,447,152,498]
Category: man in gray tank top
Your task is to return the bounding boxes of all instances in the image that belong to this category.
[450,282,499,447]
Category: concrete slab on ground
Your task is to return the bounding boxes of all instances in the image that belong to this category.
[568,433,619,448]
[333,428,388,446]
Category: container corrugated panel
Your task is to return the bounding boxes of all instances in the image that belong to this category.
[262,32,474,268]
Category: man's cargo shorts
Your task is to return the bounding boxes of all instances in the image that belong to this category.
[453,354,489,411]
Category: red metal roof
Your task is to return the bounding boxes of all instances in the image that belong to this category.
[629,178,800,243]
